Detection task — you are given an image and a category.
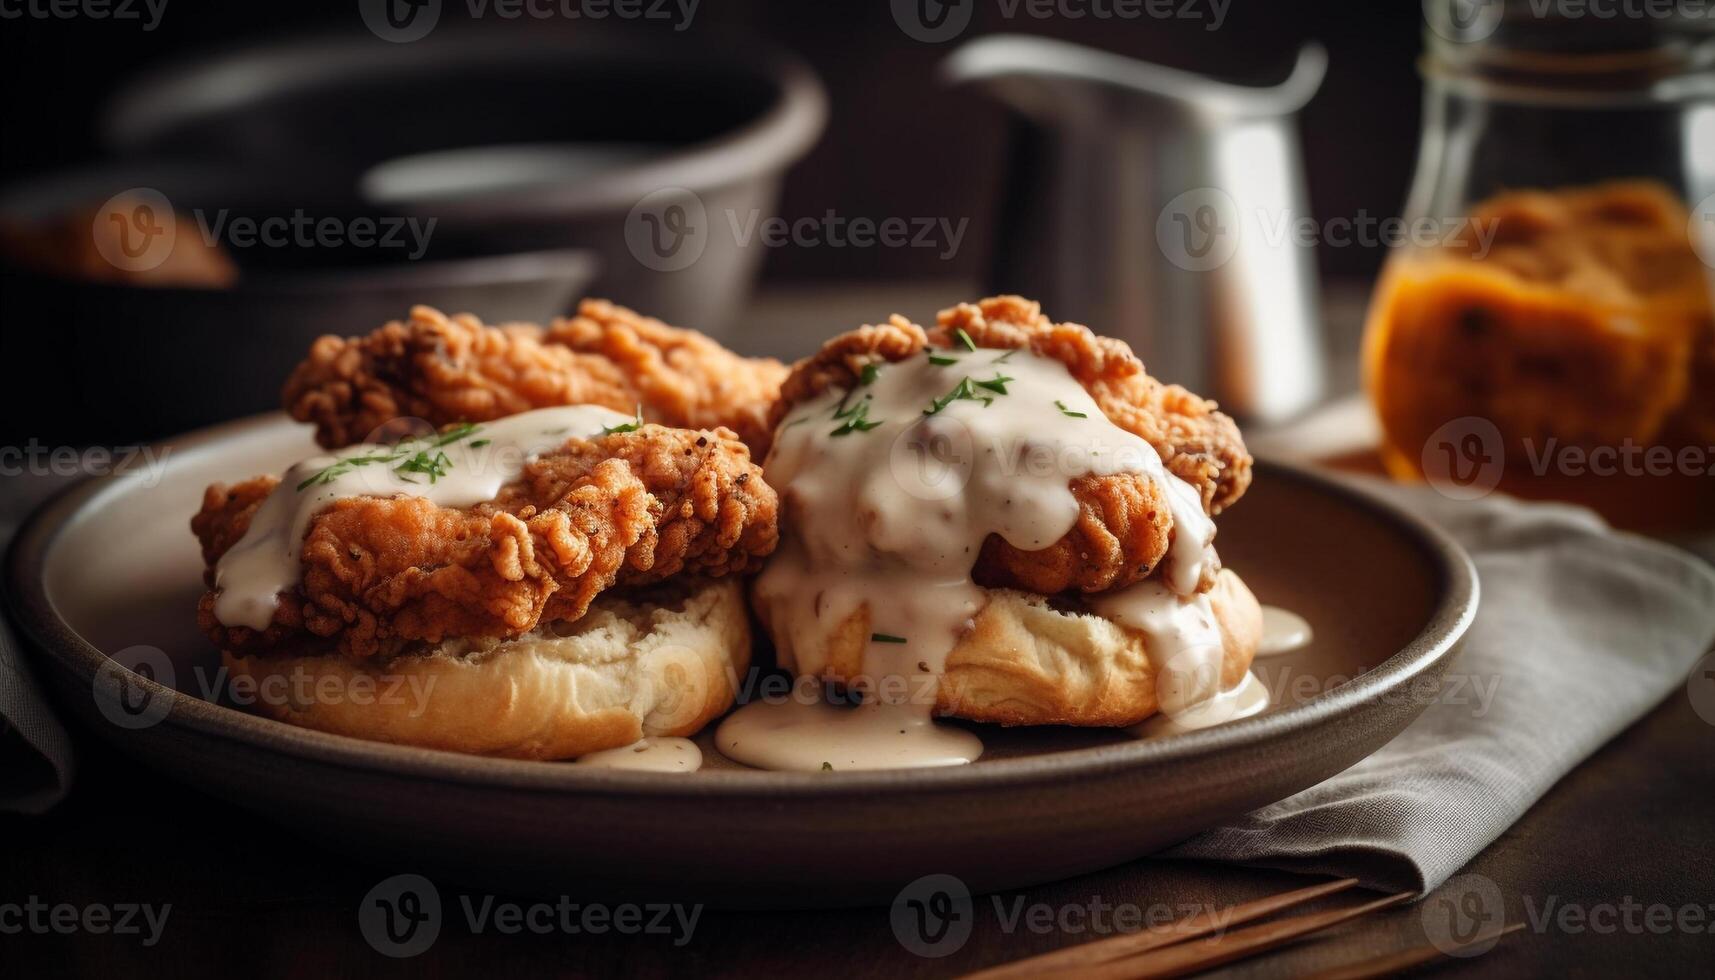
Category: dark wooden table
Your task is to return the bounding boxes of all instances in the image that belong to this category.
[5,285,1714,977]
[4,684,1712,977]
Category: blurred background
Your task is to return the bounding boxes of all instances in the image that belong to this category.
[0,1,1426,283]
[1,0,1711,531]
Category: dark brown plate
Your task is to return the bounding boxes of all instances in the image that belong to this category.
[5,414,1476,908]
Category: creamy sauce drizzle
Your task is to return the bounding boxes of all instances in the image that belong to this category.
[716,695,982,772]
[1258,605,1314,656]
[1132,671,1270,739]
[735,348,1220,771]
[212,405,632,630]
[1089,579,1227,717]
[574,737,703,772]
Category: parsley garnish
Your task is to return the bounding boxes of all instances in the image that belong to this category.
[972,373,1014,395]
[469,439,491,448]
[1054,400,1088,419]
[832,393,873,420]
[295,423,484,491]
[994,348,1018,363]
[871,633,908,644]
[831,399,883,436]
[923,377,997,415]
[927,351,959,366]
[601,404,646,435]
[859,362,881,386]
[954,327,978,352]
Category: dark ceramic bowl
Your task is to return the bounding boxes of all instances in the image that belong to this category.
[100,28,828,334]
[0,160,597,447]
[4,414,1478,909]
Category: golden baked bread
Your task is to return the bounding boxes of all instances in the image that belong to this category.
[756,569,1261,728]
[219,577,749,760]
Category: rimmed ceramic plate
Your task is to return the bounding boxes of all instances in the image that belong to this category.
[6,414,1476,908]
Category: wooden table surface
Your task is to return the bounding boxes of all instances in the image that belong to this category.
[4,282,1713,978]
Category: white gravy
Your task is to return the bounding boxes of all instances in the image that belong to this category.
[574,737,703,772]
[1089,579,1227,717]
[1132,671,1270,739]
[732,347,1221,771]
[1258,605,1314,656]
[211,405,632,630]
[717,695,982,771]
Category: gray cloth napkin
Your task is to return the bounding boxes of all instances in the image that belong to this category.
[1165,477,1715,894]
[1,472,77,813]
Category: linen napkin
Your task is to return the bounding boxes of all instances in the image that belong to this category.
[1164,477,1715,894]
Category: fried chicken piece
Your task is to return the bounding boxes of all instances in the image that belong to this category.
[193,426,777,661]
[770,296,1244,597]
[283,301,788,456]
[969,472,1219,596]
[545,299,790,455]
[772,295,1253,514]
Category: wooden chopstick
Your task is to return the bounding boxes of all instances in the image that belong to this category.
[958,877,1363,980]
[1077,890,1417,980]
[1299,921,1526,980]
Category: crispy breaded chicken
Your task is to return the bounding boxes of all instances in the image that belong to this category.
[193,426,777,661]
[773,295,1252,514]
[283,301,789,456]
[769,296,1250,596]
[544,299,789,455]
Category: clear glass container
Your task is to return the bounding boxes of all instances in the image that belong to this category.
[1363,5,1715,525]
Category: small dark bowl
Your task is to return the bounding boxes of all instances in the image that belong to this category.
[99,27,828,335]
[0,161,596,448]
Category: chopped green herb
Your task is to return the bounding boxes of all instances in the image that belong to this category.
[295,424,486,491]
[927,352,959,366]
[1054,400,1088,419]
[781,415,810,430]
[832,393,873,420]
[394,449,453,484]
[924,373,1005,415]
[830,400,883,436]
[871,633,908,644]
[430,423,482,446]
[954,327,978,352]
[993,348,1018,363]
[469,439,491,448]
[601,404,646,435]
[859,362,881,386]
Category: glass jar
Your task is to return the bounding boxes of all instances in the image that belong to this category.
[1363,4,1715,526]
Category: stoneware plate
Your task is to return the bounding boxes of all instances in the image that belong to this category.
[6,414,1477,908]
